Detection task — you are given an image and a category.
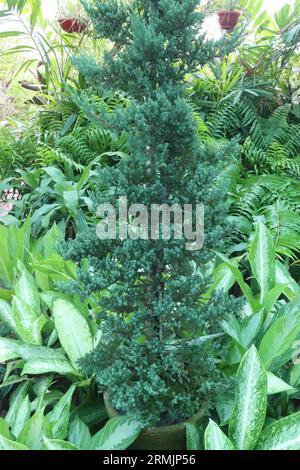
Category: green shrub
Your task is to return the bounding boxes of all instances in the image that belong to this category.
[62,0,242,426]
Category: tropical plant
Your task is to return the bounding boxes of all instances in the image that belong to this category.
[240,1,300,91]
[0,272,95,378]
[0,0,89,104]
[207,219,300,420]
[188,57,274,118]
[0,219,76,299]
[1,165,100,237]
[0,380,141,450]
[211,217,300,308]
[200,346,300,450]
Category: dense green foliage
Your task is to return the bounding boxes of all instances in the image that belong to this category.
[58,0,244,426]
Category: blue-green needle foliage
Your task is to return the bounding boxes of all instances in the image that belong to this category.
[63,0,242,426]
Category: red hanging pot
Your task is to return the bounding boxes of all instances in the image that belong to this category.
[58,17,88,34]
[217,10,241,32]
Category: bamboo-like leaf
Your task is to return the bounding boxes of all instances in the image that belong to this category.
[30,0,42,29]
[229,346,267,450]
[204,420,235,450]
[0,31,25,39]
[256,413,300,450]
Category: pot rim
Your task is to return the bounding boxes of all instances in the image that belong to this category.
[58,17,87,22]
[103,391,207,433]
[217,9,242,15]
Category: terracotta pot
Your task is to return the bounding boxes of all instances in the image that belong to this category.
[58,17,88,34]
[104,392,207,450]
[217,10,241,32]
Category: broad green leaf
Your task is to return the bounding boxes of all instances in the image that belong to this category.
[276,261,300,298]
[5,383,30,437]
[263,284,292,313]
[0,376,28,391]
[186,423,202,450]
[43,437,79,450]
[63,190,79,216]
[0,434,29,450]
[267,372,295,395]
[248,220,275,303]
[216,254,261,313]
[15,267,40,316]
[240,310,264,348]
[31,204,61,229]
[18,410,45,450]
[256,413,300,450]
[44,167,66,183]
[72,399,107,427]
[90,417,142,450]
[22,358,79,377]
[216,394,235,426]
[259,298,300,369]
[204,420,235,450]
[203,258,240,300]
[52,299,93,365]
[0,345,18,362]
[0,299,16,332]
[221,311,264,352]
[290,363,300,388]
[47,386,75,440]
[0,288,13,302]
[0,418,12,440]
[10,396,31,439]
[229,346,267,450]
[221,315,242,345]
[0,337,66,362]
[69,416,91,450]
[12,297,42,345]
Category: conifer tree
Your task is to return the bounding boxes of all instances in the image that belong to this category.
[64,0,242,425]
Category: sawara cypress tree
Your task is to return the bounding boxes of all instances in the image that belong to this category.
[64,0,242,425]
